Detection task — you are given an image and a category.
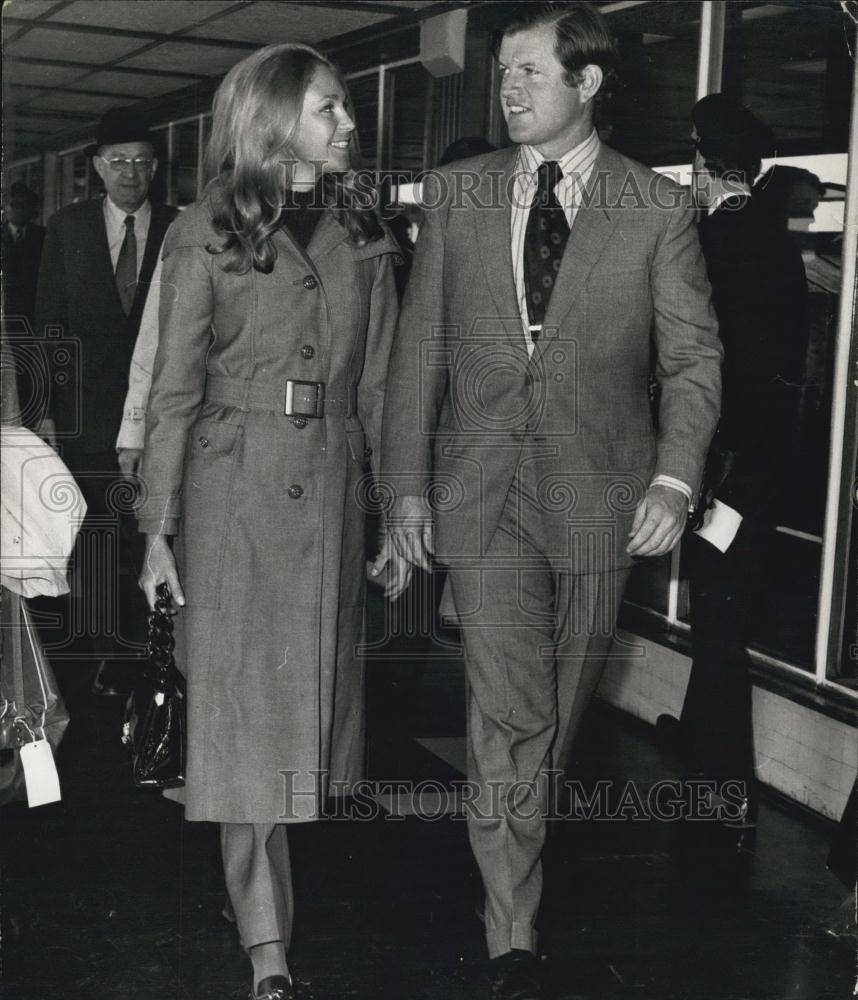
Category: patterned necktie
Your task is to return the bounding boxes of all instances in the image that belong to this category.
[523,161,570,330]
[115,214,137,316]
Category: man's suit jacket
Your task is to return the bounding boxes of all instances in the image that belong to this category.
[1,221,46,325]
[34,198,178,460]
[382,144,722,570]
[697,194,808,518]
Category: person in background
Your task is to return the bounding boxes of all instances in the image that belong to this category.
[382,4,721,996]
[34,108,178,697]
[136,43,409,1000]
[677,94,811,850]
[2,181,46,429]
[2,181,45,327]
[438,136,498,166]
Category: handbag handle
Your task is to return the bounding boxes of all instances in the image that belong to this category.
[146,582,175,694]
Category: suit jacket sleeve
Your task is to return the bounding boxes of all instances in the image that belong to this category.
[650,195,722,495]
[357,246,399,468]
[116,256,162,452]
[33,214,68,426]
[136,220,213,536]
[380,172,448,499]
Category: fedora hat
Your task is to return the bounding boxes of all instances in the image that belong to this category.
[86,108,155,157]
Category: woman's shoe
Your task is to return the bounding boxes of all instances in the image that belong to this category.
[252,972,294,1000]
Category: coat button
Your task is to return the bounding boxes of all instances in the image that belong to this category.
[291,416,308,429]
[199,436,209,448]
[287,484,304,499]
[302,275,318,290]
[300,344,315,359]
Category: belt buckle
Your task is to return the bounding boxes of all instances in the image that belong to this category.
[285,380,325,418]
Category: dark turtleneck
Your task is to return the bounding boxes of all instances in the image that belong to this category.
[280,178,326,250]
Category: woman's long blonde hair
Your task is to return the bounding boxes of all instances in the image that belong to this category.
[204,43,381,273]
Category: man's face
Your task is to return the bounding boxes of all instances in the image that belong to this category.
[93,141,157,213]
[6,194,33,227]
[498,23,594,158]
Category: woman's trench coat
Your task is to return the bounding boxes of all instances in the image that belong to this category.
[136,196,401,824]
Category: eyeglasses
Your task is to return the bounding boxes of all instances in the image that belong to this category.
[99,156,154,172]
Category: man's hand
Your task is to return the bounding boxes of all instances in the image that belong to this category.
[626,484,688,558]
[368,535,413,599]
[117,447,143,480]
[387,495,434,572]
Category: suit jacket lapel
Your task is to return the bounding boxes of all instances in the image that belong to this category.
[89,198,125,315]
[127,203,175,334]
[534,145,622,361]
[474,148,526,347]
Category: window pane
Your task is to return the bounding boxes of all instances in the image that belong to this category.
[605,0,703,166]
[722,0,852,156]
[623,555,671,619]
[385,62,433,172]
[839,496,857,686]
[347,73,380,171]
[59,151,95,207]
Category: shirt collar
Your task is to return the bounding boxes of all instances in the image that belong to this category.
[707,187,750,216]
[103,194,151,232]
[518,130,601,183]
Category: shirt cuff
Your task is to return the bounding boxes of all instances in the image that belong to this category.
[650,475,693,504]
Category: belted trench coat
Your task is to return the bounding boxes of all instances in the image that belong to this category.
[137,196,400,823]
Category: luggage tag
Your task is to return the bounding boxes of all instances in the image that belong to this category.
[18,722,61,808]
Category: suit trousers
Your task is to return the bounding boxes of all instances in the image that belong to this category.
[445,466,631,958]
[220,823,294,951]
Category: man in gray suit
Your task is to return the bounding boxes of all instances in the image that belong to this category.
[382,3,721,997]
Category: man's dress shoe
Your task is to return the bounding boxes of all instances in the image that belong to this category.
[490,950,544,999]
[252,973,293,1000]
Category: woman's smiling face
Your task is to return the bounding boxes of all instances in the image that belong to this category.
[288,64,356,185]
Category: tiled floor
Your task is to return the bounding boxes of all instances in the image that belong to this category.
[2,594,854,1000]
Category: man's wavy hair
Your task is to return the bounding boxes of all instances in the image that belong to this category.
[492,1,620,107]
[204,43,382,273]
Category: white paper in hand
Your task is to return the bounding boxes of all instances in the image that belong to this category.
[20,738,62,808]
[694,498,743,553]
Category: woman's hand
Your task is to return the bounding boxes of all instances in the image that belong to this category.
[139,534,186,611]
[369,534,413,600]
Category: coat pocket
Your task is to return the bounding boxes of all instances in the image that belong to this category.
[178,419,243,609]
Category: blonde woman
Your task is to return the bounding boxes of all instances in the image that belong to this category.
[138,43,409,999]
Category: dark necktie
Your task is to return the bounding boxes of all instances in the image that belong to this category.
[523,161,570,330]
[115,215,137,316]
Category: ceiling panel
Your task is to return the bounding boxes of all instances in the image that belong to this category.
[7,25,147,63]
[122,41,245,76]
[25,90,129,113]
[3,86,53,105]
[58,0,239,33]
[186,3,390,44]
[2,62,84,87]
[9,114,91,132]
[2,0,65,19]
[81,69,201,96]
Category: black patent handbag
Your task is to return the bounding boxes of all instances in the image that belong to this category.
[121,582,185,789]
